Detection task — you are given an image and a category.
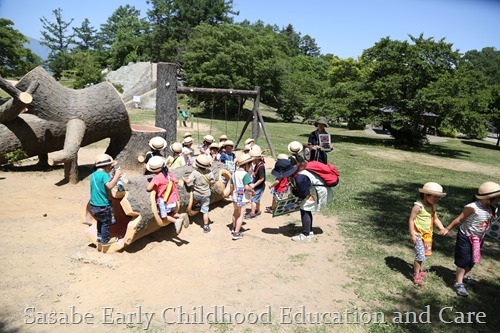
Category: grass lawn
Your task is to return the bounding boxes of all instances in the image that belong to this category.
[132,107,500,332]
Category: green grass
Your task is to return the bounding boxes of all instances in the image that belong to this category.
[129,108,500,332]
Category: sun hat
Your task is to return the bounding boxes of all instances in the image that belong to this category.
[236,153,253,166]
[288,141,303,153]
[244,138,255,145]
[277,153,289,160]
[94,153,117,167]
[209,142,220,150]
[271,158,297,179]
[146,156,166,172]
[195,154,212,169]
[419,182,447,197]
[314,117,329,127]
[149,136,167,150]
[249,145,262,157]
[223,140,234,147]
[170,142,183,154]
[183,132,192,139]
[219,135,228,141]
[183,137,193,144]
[475,182,500,199]
[203,135,215,143]
[243,144,251,152]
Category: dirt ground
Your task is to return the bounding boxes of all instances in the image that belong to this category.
[0,144,359,333]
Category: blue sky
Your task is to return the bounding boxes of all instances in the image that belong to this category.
[1,0,499,58]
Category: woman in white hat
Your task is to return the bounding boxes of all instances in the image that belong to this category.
[307,117,333,164]
[442,181,500,297]
[182,154,215,234]
[230,153,256,240]
[165,142,186,170]
[408,182,447,286]
[89,154,122,247]
[146,156,188,234]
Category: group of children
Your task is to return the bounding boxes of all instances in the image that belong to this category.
[408,181,500,297]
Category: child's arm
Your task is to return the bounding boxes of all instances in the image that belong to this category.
[433,211,447,235]
[269,179,279,189]
[442,206,475,234]
[146,179,155,192]
[245,184,255,195]
[408,204,421,244]
[105,168,122,190]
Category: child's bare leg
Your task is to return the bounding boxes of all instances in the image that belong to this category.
[456,267,471,283]
[203,213,209,226]
[255,201,261,213]
[232,203,239,231]
[162,215,177,225]
[234,207,244,233]
[413,260,422,275]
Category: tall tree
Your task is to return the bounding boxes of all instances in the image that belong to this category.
[299,34,320,58]
[99,5,143,50]
[73,18,99,51]
[279,24,301,56]
[0,18,42,77]
[40,8,75,79]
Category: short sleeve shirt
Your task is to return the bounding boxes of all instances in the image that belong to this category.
[188,169,214,197]
[90,170,111,206]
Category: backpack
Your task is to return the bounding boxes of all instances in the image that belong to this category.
[304,161,340,187]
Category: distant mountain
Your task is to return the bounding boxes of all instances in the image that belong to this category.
[25,37,50,61]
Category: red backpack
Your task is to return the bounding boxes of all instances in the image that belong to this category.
[305,161,340,187]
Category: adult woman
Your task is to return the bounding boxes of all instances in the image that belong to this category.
[306,117,333,164]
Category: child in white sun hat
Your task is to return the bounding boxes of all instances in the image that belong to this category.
[442,181,500,297]
[408,182,447,286]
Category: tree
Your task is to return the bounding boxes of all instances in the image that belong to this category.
[0,18,42,77]
[463,47,500,85]
[68,52,105,89]
[73,18,99,51]
[40,8,75,79]
[279,24,301,56]
[99,5,143,50]
[299,35,320,58]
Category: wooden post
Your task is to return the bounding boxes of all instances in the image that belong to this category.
[156,63,177,144]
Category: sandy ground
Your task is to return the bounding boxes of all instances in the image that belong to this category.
[0,145,358,333]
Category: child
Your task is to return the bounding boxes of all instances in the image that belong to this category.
[288,141,306,168]
[245,146,266,219]
[220,140,236,173]
[143,136,167,174]
[89,154,122,247]
[183,154,215,233]
[182,137,195,166]
[408,182,447,286]
[209,142,221,162]
[441,181,500,296]
[219,135,228,154]
[165,142,186,170]
[266,154,295,214]
[242,145,251,154]
[146,156,188,234]
[199,135,215,155]
[230,153,255,240]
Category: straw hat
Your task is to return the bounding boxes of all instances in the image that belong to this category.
[314,117,329,127]
[209,142,220,150]
[288,141,303,153]
[170,142,183,154]
[249,145,262,157]
[183,137,193,144]
[94,153,117,168]
[183,132,192,139]
[223,140,234,147]
[146,156,165,172]
[419,182,447,197]
[243,144,251,152]
[244,138,255,145]
[277,153,289,160]
[476,182,500,199]
[149,136,167,150]
[195,154,212,169]
[203,135,215,143]
[271,159,297,179]
[236,153,253,166]
[219,135,228,141]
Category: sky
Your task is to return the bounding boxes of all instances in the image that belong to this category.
[1,0,499,58]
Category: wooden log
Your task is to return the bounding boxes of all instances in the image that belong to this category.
[81,162,232,253]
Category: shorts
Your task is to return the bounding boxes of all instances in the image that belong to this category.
[414,236,426,262]
[157,198,177,219]
[454,230,479,269]
[251,187,264,203]
[194,194,210,214]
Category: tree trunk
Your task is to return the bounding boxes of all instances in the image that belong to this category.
[81,161,232,253]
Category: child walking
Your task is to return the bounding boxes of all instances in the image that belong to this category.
[146,156,189,234]
[441,181,500,296]
[266,154,295,214]
[183,154,215,233]
[230,153,255,240]
[408,182,447,285]
[89,154,122,247]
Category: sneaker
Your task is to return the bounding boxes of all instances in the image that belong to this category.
[309,231,314,236]
[291,234,312,242]
[413,273,423,286]
[265,207,273,214]
[463,276,477,286]
[182,213,190,228]
[454,283,469,297]
[203,225,211,233]
[244,213,256,219]
[174,217,183,234]
[96,237,102,244]
[419,270,428,278]
[101,237,118,246]
[232,232,244,240]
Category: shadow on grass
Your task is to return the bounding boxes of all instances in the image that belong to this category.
[461,139,500,151]
[385,256,413,282]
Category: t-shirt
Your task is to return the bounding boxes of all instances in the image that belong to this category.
[251,161,266,190]
[188,169,214,197]
[231,169,252,203]
[90,170,111,207]
[412,200,434,236]
[151,173,179,204]
[460,201,495,237]
[165,155,185,170]
[307,130,330,163]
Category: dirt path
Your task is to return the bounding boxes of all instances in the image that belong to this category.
[0,147,358,332]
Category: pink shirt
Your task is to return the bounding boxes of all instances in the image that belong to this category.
[151,173,179,204]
